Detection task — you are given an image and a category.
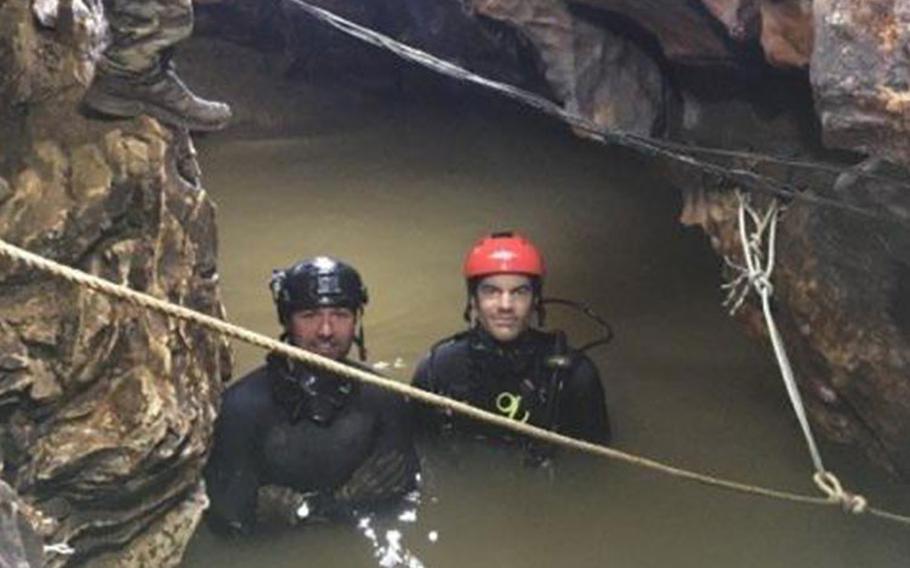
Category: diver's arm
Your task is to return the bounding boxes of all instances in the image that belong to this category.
[558,356,611,445]
[409,355,435,431]
[410,352,450,436]
[255,485,314,526]
[204,403,262,535]
[378,390,421,492]
[326,393,420,518]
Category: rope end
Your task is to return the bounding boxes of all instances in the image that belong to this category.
[813,471,868,514]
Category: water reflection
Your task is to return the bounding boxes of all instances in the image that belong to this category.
[356,491,426,568]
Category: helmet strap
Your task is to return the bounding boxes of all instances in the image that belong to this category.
[464,280,480,325]
[355,310,367,361]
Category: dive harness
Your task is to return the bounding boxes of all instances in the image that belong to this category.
[425,297,612,460]
[268,347,357,426]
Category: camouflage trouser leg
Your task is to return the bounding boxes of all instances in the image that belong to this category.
[100,0,194,77]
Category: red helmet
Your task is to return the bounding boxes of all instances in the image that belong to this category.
[463,231,545,279]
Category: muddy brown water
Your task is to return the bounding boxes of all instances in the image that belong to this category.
[180,73,910,567]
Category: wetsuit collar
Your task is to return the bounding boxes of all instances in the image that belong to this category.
[267,337,357,425]
[469,326,545,358]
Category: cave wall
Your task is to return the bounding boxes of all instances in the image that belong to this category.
[658,1,910,478]
[812,0,910,167]
[0,0,230,565]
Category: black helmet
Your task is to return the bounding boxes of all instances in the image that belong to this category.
[270,256,369,360]
[270,256,369,324]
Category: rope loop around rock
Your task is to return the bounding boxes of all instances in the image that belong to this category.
[813,471,869,514]
[728,193,878,521]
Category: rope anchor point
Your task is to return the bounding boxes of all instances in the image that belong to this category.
[813,471,868,514]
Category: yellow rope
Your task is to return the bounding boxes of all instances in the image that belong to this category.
[1,238,909,526]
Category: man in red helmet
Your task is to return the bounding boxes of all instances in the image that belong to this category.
[411,232,610,463]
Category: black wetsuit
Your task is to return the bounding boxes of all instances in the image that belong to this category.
[411,327,610,457]
[205,351,419,534]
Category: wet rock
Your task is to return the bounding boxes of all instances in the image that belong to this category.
[70,144,113,203]
[811,0,910,167]
[671,66,818,154]
[0,480,46,568]
[680,161,910,479]
[174,129,203,189]
[571,1,813,68]
[0,176,11,203]
[760,0,813,67]
[87,483,208,567]
[473,0,668,135]
[0,0,231,565]
[196,0,543,98]
[703,0,761,42]
[571,0,738,64]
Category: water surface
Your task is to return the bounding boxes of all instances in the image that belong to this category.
[182,78,910,568]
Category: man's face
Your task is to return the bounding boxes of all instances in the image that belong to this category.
[473,274,535,343]
[288,306,357,360]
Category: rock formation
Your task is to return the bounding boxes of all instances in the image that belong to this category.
[0,479,46,567]
[0,0,230,565]
[671,1,910,478]
[680,159,910,479]
[812,0,910,166]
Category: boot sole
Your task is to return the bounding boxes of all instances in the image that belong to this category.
[83,89,230,133]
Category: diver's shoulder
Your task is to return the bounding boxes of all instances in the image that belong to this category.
[426,332,471,362]
[569,349,598,369]
[342,360,398,402]
[564,351,604,394]
[221,365,273,411]
[413,333,471,383]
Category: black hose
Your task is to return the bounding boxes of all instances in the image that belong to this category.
[541,297,614,353]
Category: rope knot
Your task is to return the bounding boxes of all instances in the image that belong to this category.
[749,271,774,296]
[813,471,868,514]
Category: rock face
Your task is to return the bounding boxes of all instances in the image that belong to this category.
[812,0,910,167]
[703,0,761,42]
[572,0,740,63]
[770,166,910,478]
[569,0,813,67]
[680,162,910,479]
[760,0,813,67]
[672,0,910,479]
[472,0,668,135]
[0,0,230,565]
[0,479,46,567]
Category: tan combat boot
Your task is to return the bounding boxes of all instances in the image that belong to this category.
[83,67,232,132]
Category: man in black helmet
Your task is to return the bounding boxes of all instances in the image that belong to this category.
[205,257,418,535]
[411,233,610,464]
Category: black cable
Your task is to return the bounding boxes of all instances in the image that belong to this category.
[542,297,614,353]
[628,134,910,188]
